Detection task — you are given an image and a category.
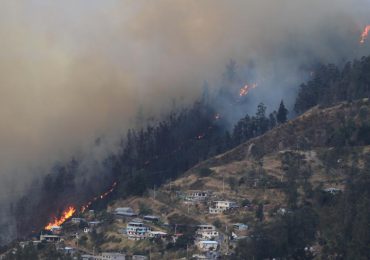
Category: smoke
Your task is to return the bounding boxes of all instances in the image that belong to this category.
[0,0,369,242]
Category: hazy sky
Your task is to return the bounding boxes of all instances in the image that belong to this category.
[0,0,369,201]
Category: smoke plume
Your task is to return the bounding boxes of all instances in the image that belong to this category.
[0,0,370,243]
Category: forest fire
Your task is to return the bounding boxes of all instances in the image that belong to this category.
[81,181,117,212]
[44,206,76,230]
[239,83,257,97]
[360,25,370,44]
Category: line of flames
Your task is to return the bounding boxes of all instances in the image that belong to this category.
[44,181,118,230]
[81,181,117,213]
[44,206,76,230]
[239,83,257,97]
[360,25,370,44]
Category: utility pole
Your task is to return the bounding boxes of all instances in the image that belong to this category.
[169,179,172,200]
[225,225,229,255]
[222,173,225,193]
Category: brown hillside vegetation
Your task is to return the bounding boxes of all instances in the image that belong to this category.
[65,99,370,259]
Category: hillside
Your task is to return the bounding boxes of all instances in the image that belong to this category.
[196,98,370,168]
[71,99,370,259]
[3,99,369,259]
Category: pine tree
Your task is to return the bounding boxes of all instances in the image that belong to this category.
[277,100,288,124]
[256,203,264,222]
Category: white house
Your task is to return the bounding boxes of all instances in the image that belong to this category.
[148,231,167,239]
[126,218,150,240]
[196,225,219,240]
[185,191,209,202]
[71,218,85,224]
[82,254,94,260]
[209,201,238,214]
[50,225,62,235]
[88,221,101,227]
[114,207,137,217]
[82,253,126,260]
[40,234,61,242]
[196,240,219,252]
[62,247,76,255]
[233,223,248,231]
[100,252,126,260]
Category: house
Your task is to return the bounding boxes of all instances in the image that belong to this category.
[71,218,86,224]
[62,247,76,255]
[132,256,148,260]
[100,252,126,260]
[143,215,160,223]
[126,218,150,240]
[50,225,62,235]
[84,227,91,233]
[185,190,210,202]
[233,223,248,231]
[196,240,219,252]
[114,207,137,217]
[82,252,126,260]
[19,242,27,249]
[192,254,208,259]
[196,225,219,240]
[193,252,219,260]
[209,201,238,214]
[40,234,61,242]
[148,231,167,239]
[88,221,101,227]
[82,254,94,260]
[324,188,342,194]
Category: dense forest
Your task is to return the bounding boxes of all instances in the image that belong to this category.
[294,56,370,113]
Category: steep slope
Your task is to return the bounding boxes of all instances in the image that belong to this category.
[81,99,370,259]
[7,99,369,259]
[193,98,370,169]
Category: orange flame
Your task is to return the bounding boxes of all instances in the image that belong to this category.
[360,25,370,44]
[239,83,257,97]
[44,206,76,230]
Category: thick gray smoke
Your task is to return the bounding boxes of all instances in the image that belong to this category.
[0,0,370,243]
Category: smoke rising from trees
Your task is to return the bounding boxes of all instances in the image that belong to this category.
[0,1,369,240]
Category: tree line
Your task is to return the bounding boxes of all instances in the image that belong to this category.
[295,56,370,114]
